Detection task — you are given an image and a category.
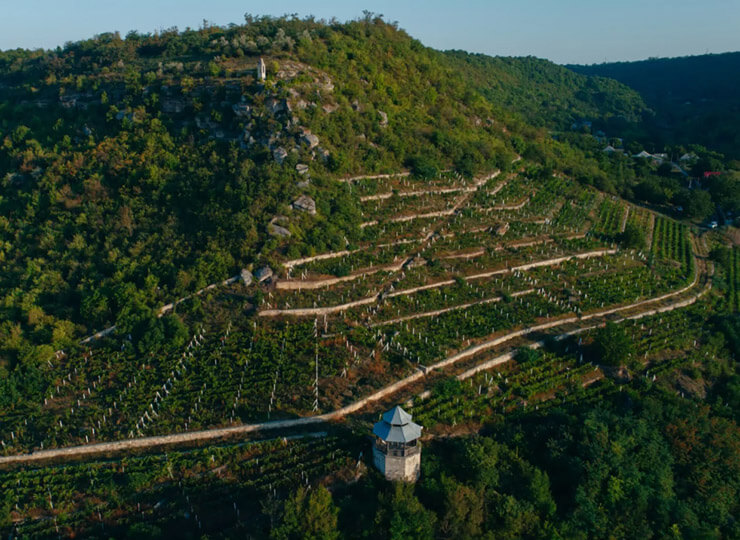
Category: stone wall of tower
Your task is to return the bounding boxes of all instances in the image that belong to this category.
[373,447,421,482]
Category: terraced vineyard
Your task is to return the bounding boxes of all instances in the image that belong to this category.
[651,217,694,279]
[410,347,607,428]
[403,295,727,433]
[0,165,711,460]
[0,160,730,539]
[1,433,357,538]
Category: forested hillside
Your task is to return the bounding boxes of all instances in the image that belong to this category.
[569,52,740,159]
[445,51,646,129]
[0,14,643,366]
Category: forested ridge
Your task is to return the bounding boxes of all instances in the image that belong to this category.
[569,52,740,159]
[444,50,646,129]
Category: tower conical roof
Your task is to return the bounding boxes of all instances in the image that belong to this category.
[373,405,422,443]
[382,405,413,426]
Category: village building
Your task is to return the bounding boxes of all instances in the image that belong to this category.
[372,406,422,482]
[257,57,266,81]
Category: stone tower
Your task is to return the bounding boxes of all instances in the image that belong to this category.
[372,406,422,482]
[257,57,266,81]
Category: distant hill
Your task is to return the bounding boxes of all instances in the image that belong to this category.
[444,51,647,130]
[568,52,740,159]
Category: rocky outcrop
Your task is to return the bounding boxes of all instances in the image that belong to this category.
[296,163,309,175]
[292,195,316,215]
[268,216,291,238]
[378,110,388,127]
[232,103,251,117]
[273,147,288,164]
[255,266,273,283]
[269,222,291,238]
[300,129,320,149]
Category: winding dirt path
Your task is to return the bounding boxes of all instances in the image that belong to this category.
[276,259,405,291]
[439,249,486,260]
[370,289,535,327]
[282,250,358,270]
[360,186,474,202]
[339,171,411,183]
[261,248,617,318]
[0,250,709,466]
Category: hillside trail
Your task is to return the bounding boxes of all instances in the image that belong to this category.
[77,170,502,345]
[371,170,502,303]
[260,248,617,318]
[0,235,712,467]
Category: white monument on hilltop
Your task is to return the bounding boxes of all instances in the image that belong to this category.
[257,57,266,81]
[372,405,422,482]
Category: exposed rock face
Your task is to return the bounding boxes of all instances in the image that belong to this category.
[295,163,309,175]
[255,265,273,283]
[300,130,320,149]
[292,195,316,215]
[240,269,253,286]
[265,97,289,114]
[378,110,388,127]
[268,222,291,238]
[273,147,288,164]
